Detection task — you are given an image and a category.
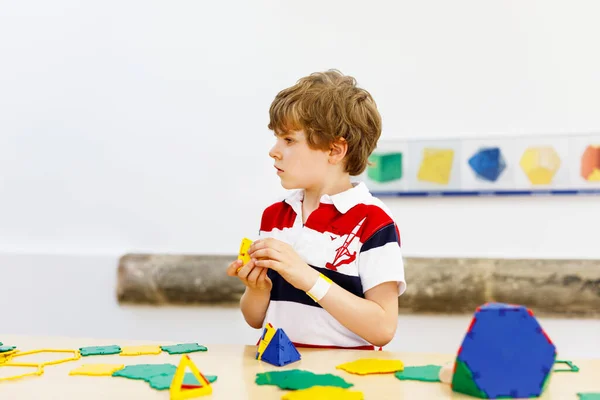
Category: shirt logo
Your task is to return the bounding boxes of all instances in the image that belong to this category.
[325,218,365,271]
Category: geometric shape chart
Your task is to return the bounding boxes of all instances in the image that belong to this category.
[417,148,455,185]
[367,152,403,183]
[451,302,557,399]
[468,147,506,182]
[581,145,600,182]
[519,146,561,185]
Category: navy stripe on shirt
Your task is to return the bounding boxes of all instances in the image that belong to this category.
[268,265,364,308]
[361,223,398,252]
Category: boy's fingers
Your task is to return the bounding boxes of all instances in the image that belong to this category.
[226,260,242,276]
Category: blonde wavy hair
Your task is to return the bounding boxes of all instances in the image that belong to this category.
[268,69,382,176]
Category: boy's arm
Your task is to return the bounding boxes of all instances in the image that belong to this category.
[239,286,271,329]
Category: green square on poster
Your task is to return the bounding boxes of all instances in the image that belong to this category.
[368,152,403,183]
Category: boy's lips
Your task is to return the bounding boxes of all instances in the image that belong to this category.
[275,166,284,173]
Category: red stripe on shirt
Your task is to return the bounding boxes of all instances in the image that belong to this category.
[260,201,296,232]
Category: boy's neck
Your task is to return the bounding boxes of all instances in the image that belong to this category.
[301,175,353,223]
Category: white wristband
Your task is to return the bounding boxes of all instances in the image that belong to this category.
[306,273,333,302]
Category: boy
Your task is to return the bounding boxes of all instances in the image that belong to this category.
[226,70,406,349]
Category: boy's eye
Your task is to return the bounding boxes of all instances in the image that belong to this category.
[284,138,294,144]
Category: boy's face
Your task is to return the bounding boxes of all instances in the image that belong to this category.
[269,130,330,190]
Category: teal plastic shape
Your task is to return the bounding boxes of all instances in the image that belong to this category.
[367,152,403,183]
[79,345,122,356]
[160,343,207,355]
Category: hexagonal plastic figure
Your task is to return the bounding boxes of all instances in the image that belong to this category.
[452,303,556,399]
[519,146,561,185]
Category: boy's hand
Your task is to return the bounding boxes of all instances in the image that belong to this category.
[226,259,272,293]
[248,238,319,292]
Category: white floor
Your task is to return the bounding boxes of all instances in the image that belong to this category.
[2,253,600,360]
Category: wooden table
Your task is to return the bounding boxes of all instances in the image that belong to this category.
[0,335,598,399]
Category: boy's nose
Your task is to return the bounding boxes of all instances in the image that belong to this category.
[269,145,281,160]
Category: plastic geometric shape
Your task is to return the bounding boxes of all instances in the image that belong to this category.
[120,345,162,356]
[519,146,561,185]
[281,386,364,400]
[451,302,557,399]
[161,343,207,355]
[79,345,121,356]
[260,328,301,367]
[395,365,442,382]
[256,323,277,360]
[581,145,600,182]
[336,358,404,375]
[255,369,353,390]
[0,345,16,353]
[112,363,177,381]
[468,147,506,182]
[0,349,18,364]
[577,393,600,400]
[148,372,217,391]
[7,349,81,367]
[554,359,580,372]
[236,238,253,272]
[69,364,125,376]
[417,148,455,185]
[0,363,44,382]
[367,152,403,183]
[170,354,212,400]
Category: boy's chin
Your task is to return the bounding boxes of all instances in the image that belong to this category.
[280,180,301,190]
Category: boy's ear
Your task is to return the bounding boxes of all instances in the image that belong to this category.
[329,137,348,164]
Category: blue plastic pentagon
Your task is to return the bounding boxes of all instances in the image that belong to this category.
[468,147,506,182]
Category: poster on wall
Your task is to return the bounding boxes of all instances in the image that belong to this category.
[358,133,600,197]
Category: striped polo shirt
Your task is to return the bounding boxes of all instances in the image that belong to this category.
[258,181,406,349]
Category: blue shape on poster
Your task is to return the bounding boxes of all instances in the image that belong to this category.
[468,147,506,182]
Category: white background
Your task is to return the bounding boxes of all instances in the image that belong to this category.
[1,0,600,261]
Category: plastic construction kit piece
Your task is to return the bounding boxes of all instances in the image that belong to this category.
[257,325,301,367]
[281,386,364,400]
[468,147,506,182]
[0,345,16,353]
[69,364,125,376]
[161,343,207,355]
[581,145,600,182]
[577,393,600,400]
[7,349,81,367]
[112,363,177,381]
[395,365,442,382]
[79,345,121,356]
[519,146,561,185]
[336,358,404,375]
[367,152,403,183]
[417,148,455,185]
[554,359,580,372]
[0,349,18,364]
[451,302,557,399]
[120,345,162,356]
[0,363,44,382]
[149,372,217,391]
[255,369,353,391]
[237,238,253,272]
[170,354,212,399]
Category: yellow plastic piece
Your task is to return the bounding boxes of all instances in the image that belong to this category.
[281,386,364,400]
[588,169,600,182]
[170,354,212,399]
[417,148,455,185]
[7,349,80,367]
[69,364,125,376]
[336,358,404,375]
[256,323,276,360]
[0,349,18,364]
[0,363,44,382]
[237,237,253,272]
[519,146,561,185]
[120,345,162,356]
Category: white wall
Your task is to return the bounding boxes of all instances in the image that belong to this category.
[1,0,599,260]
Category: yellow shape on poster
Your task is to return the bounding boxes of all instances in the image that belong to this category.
[519,146,561,185]
[256,323,276,360]
[281,386,364,400]
[336,358,404,375]
[588,169,600,182]
[417,148,455,185]
[69,364,125,376]
[120,345,162,356]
